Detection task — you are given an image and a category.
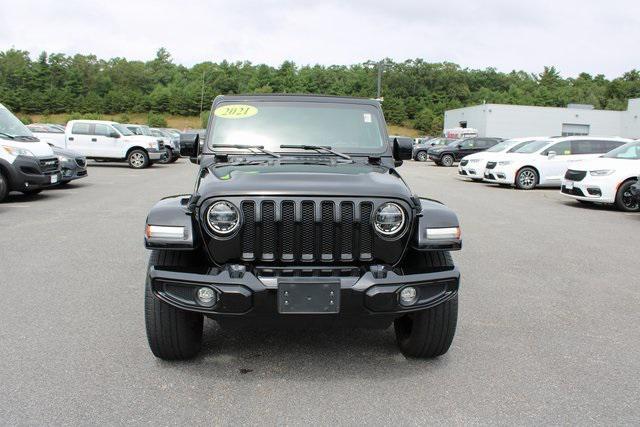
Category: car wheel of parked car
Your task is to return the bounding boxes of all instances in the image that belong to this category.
[515,167,538,190]
[145,250,204,360]
[394,251,458,358]
[441,154,454,167]
[416,151,428,162]
[0,171,8,202]
[128,150,149,169]
[615,180,640,212]
[157,148,172,164]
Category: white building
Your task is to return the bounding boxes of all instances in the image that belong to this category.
[444,98,640,139]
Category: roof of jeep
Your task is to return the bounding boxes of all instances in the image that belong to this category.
[213,93,382,106]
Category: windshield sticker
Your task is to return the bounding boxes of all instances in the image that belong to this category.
[214,104,258,119]
[363,113,372,123]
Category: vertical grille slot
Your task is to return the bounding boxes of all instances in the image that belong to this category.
[261,201,276,261]
[241,201,256,260]
[281,201,295,261]
[321,201,335,262]
[301,201,315,262]
[340,202,354,261]
[359,202,373,261]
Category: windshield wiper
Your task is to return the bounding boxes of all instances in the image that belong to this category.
[0,131,16,139]
[211,144,280,158]
[279,144,352,160]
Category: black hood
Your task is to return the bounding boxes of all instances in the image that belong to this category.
[196,161,414,200]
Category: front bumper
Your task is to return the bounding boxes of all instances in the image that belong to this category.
[7,156,62,191]
[148,266,460,318]
[60,158,88,182]
[148,148,165,161]
[483,167,514,184]
[559,176,616,203]
[458,161,486,179]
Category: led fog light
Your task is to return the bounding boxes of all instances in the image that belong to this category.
[196,287,217,306]
[399,286,418,306]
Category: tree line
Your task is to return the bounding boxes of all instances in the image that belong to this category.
[1,47,639,134]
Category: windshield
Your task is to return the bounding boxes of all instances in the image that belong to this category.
[209,101,385,154]
[603,141,640,159]
[0,105,34,138]
[508,140,550,154]
[428,138,450,146]
[113,124,133,136]
[487,139,533,153]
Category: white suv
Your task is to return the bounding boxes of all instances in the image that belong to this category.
[483,136,631,189]
[65,120,164,168]
[458,137,541,181]
[560,141,640,211]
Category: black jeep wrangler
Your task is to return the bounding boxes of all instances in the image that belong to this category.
[144,95,462,360]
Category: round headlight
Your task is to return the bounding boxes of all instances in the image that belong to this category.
[206,201,240,235]
[373,202,405,236]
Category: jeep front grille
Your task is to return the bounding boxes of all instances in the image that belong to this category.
[39,157,59,173]
[239,200,375,263]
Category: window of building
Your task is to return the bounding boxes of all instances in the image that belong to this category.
[561,123,590,136]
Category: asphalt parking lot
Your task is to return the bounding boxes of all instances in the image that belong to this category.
[1,159,638,425]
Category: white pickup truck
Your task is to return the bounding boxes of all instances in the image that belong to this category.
[32,120,165,169]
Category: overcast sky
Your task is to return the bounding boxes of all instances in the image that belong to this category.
[0,0,638,78]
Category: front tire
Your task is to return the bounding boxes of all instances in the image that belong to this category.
[0,171,8,202]
[615,180,640,212]
[416,151,428,162]
[441,154,454,167]
[515,167,538,190]
[128,149,149,169]
[394,251,458,358]
[145,250,204,360]
[157,148,172,164]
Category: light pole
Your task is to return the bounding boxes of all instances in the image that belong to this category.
[376,60,383,99]
[199,70,206,116]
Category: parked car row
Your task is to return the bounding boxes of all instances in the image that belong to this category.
[0,103,188,203]
[454,135,639,212]
[0,103,87,202]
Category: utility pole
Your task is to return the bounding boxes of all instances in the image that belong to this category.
[376,61,383,99]
[199,70,206,116]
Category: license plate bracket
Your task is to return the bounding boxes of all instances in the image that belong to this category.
[277,281,340,314]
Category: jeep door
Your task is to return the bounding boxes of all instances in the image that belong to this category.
[455,139,476,160]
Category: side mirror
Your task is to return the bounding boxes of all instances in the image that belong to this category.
[393,138,412,167]
[110,132,120,138]
[180,133,199,161]
[457,144,463,148]
[547,151,556,159]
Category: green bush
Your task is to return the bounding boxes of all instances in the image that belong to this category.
[18,115,32,124]
[116,113,131,123]
[65,112,103,122]
[147,112,167,127]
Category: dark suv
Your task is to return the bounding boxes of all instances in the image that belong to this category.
[143,95,462,360]
[428,137,502,166]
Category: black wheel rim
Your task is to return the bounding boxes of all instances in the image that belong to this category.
[622,188,638,209]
